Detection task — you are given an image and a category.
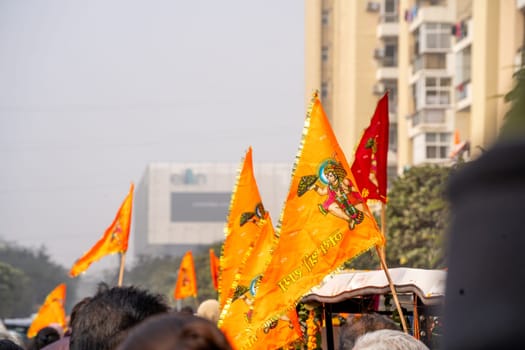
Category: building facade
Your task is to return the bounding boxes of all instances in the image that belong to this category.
[305,0,524,174]
[134,162,292,259]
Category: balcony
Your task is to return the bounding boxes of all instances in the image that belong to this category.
[377,14,399,38]
[376,66,398,80]
[452,19,472,53]
[407,110,449,138]
[408,5,454,33]
[455,81,471,112]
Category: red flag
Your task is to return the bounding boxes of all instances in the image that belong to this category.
[70,183,134,277]
[209,248,220,291]
[351,93,389,203]
[174,251,198,300]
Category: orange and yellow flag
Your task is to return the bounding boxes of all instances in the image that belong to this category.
[70,183,134,277]
[235,93,384,349]
[174,251,198,300]
[218,147,270,311]
[27,284,67,338]
[209,248,220,291]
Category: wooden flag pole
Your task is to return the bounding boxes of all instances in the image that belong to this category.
[117,252,126,286]
[375,245,408,333]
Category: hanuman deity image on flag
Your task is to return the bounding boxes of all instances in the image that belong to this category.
[298,157,366,230]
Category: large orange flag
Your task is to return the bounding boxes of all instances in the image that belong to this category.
[174,251,198,300]
[235,93,384,349]
[218,147,270,311]
[27,284,67,338]
[70,183,134,277]
[351,92,389,203]
[219,199,302,349]
[209,248,220,291]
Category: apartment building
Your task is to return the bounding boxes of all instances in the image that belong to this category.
[305,0,524,174]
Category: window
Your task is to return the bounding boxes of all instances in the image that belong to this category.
[322,46,329,61]
[420,23,451,52]
[425,132,450,159]
[322,9,330,25]
[425,77,450,106]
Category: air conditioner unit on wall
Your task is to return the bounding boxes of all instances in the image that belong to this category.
[374,48,385,59]
[366,1,380,12]
[373,83,385,95]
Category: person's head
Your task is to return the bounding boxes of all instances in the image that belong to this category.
[339,313,400,350]
[352,329,429,350]
[116,313,233,350]
[0,339,24,350]
[195,299,220,324]
[30,327,61,350]
[69,284,170,350]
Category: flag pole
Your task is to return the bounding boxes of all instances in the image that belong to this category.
[117,252,126,286]
[375,245,408,333]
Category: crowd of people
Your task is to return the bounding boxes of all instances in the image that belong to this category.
[1,282,430,350]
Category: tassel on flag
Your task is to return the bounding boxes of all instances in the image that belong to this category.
[27,284,67,338]
[351,92,389,203]
[70,183,134,277]
[174,251,198,300]
[209,248,220,291]
[233,93,384,349]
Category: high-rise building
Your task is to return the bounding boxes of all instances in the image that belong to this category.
[134,162,292,260]
[305,0,524,174]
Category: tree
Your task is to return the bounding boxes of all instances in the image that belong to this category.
[499,66,525,142]
[0,261,31,318]
[0,242,77,317]
[125,242,222,309]
[384,165,450,269]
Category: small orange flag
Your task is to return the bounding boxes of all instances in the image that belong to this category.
[27,284,67,338]
[70,183,134,277]
[219,147,270,311]
[209,248,220,291]
[351,92,389,203]
[174,251,198,300]
[234,93,384,349]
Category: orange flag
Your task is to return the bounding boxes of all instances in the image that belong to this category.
[351,92,389,203]
[220,201,302,350]
[235,93,384,349]
[27,284,67,338]
[218,147,270,311]
[70,183,134,277]
[174,251,198,300]
[209,248,220,291]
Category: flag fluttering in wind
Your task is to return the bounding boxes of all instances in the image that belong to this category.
[219,180,302,349]
[234,93,384,349]
[351,92,389,203]
[218,147,271,311]
[209,248,220,291]
[70,183,134,277]
[27,284,67,338]
[174,251,198,300]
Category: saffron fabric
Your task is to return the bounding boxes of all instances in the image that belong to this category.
[234,93,384,349]
[70,183,134,277]
[351,93,389,203]
[27,284,67,338]
[209,248,220,291]
[174,251,198,299]
[219,147,270,311]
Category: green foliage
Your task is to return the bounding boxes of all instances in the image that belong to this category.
[385,165,450,268]
[0,261,31,318]
[499,66,525,142]
[125,242,222,310]
[0,243,77,317]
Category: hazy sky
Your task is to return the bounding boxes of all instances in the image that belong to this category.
[0,1,305,273]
